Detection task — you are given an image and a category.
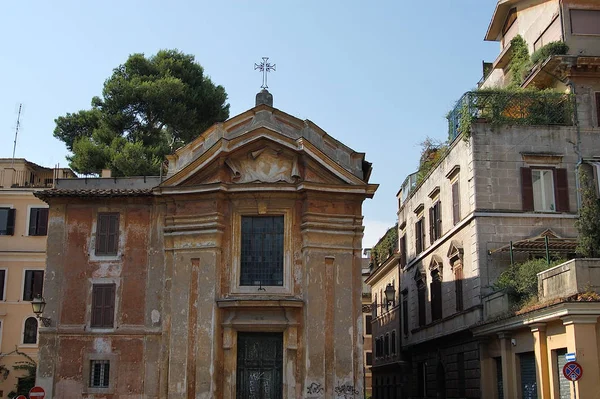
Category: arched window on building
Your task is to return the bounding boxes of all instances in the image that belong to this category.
[23,317,38,344]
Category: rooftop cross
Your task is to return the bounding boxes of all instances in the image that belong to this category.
[254,57,276,89]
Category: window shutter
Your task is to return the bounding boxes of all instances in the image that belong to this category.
[105,284,115,328]
[6,209,15,236]
[38,208,49,236]
[32,271,44,298]
[452,182,460,225]
[521,167,534,211]
[555,168,570,212]
[107,215,119,254]
[29,209,38,236]
[91,286,104,327]
[0,270,5,300]
[399,236,406,267]
[96,215,107,254]
[429,207,435,244]
[415,221,422,253]
[436,202,442,239]
[24,270,33,301]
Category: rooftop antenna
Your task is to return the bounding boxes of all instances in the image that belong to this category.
[11,104,22,168]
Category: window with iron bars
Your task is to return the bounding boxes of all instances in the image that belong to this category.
[240,216,284,286]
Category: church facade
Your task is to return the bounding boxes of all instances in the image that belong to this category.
[35,91,376,399]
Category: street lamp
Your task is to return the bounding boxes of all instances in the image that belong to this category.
[384,283,396,304]
[31,295,51,327]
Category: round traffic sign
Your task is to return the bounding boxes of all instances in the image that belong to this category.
[29,386,46,399]
[563,361,583,381]
[15,395,27,399]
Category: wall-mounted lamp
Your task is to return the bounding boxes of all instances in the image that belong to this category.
[376,283,396,308]
[31,295,51,327]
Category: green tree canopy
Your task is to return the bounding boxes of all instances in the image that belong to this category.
[54,49,230,176]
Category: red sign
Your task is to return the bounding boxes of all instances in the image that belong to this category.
[15,395,27,399]
[563,361,583,381]
[29,386,46,399]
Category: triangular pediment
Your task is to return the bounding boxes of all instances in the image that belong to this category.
[162,134,360,188]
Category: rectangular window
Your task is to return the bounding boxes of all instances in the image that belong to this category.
[240,216,284,286]
[532,169,556,211]
[23,270,44,301]
[452,181,460,225]
[365,315,372,335]
[570,9,600,35]
[90,360,110,388]
[521,167,569,212]
[28,208,49,236]
[0,208,16,236]
[366,352,372,366]
[95,213,119,256]
[415,218,424,254]
[429,201,442,243]
[91,284,116,328]
[0,270,5,301]
[455,266,464,312]
[402,291,409,336]
[391,331,396,354]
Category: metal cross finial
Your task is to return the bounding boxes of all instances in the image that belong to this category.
[254,57,276,89]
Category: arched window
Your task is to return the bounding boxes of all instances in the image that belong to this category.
[23,317,38,344]
[391,331,397,354]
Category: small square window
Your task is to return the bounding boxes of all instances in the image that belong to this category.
[90,360,110,388]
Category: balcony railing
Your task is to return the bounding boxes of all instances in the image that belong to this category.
[447,90,576,141]
[0,169,56,188]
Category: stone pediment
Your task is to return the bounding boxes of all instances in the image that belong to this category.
[171,137,354,187]
[164,105,373,185]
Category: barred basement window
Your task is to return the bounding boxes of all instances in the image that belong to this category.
[90,360,110,388]
[240,216,284,286]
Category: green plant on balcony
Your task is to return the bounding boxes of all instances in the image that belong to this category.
[530,41,569,65]
[416,138,449,184]
[495,257,565,308]
[371,225,398,267]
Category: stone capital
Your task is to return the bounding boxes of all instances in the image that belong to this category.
[497,331,512,340]
[529,323,546,333]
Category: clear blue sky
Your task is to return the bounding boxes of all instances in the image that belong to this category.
[1,0,500,247]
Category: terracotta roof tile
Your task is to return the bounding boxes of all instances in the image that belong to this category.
[35,188,153,199]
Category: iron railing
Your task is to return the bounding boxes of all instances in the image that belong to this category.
[447,91,576,141]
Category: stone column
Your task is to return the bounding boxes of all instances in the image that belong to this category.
[498,332,518,399]
[562,315,600,398]
[530,323,550,399]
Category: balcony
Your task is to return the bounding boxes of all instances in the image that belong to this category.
[447,90,576,141]
[0,168,59,188]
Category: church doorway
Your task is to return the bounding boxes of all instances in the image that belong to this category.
[236,332,283,399]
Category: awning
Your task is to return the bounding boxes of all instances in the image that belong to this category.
[489,229,577,255]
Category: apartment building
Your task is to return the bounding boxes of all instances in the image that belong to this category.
[0,159,73,397]
[395,1,600,398]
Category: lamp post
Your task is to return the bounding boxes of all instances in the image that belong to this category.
[31,294,51,327]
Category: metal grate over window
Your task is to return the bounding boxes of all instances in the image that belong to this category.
[240,216,284,287]
[90,360,110,388]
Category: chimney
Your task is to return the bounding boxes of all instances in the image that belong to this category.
[101,169,112,178]
[255,89,273,107]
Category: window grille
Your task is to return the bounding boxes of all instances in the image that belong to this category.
[90,360,110,388]
[240,216,284,286]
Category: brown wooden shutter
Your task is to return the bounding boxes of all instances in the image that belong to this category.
[555,168,570,212]
[399,236,406,267]
[429,207,435,244]
[91,285,104,327]
[415,221,422,253]
[436,202,442,239]
[521,167,534,211]
[452,182,460,225]
[96,214,107,254]
[29,209,38,235]
[104,285,115,328]
[107,214,119,254]
[6,209,15,235]
[596,93,600,127]
[38,208,49,236]
[32,271,44,298]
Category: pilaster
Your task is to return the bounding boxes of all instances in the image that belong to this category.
[530,323,550,399]
[562,315,600,398]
